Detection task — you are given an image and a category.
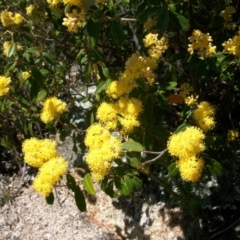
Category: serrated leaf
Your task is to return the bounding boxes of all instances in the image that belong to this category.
[46,192,54,205]
[75,185,86,212]
[207,158,222,175]
[83,173,96,196]
[122,141,143,152]
[166,162,179,178]
[66,174,77,191]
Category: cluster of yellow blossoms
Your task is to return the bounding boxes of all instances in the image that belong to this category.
[179,83,198,106]
[193,101,216,132]
[143,33,168,60]
[167,127,205,182]
[188,30,216,58]
[40,97,67,124]
[219,6,236,30]
[97,97,143,134]
[222,31,240,56]
[106,53,158,98]
[0,10,24,26]
[227,129,239,142]
[0,76,11,97]
[22,138,68,196]
[84,124,122,181]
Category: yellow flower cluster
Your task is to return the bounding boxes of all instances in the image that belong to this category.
[22,138,58,168]
[0,76,11,97]
[222,32,240,56]
[179,83,198,106]
[188,30,216,58]
[97,97,143,134]
[143,33,168,60]
[106,53,157,98]
[26,5,34,16]
[84,124,122,181]
[193,101,215,132]
[22,138,68,196]
[227,129,239,142]
[22,71,31,81]
[167,127,205,182]
[0,11,24,26]
[40,97,67,124]
[144,18,156,32]
[33,157,68,196]
[62,9,85,33]
[219,6,236,30]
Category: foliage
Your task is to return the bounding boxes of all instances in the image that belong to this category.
[1,0,240,238]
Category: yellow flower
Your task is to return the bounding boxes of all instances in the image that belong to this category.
[96,102,118,129]
[167,126,205,159]
[193,101,215,131]
[22,138,58,168]
[223,32,240,56]
[62,0,83,6]
[85,123,111,149]
[46,0,61,6]
[0,11,23,26]
[26,5,34,16]
[144,18,156,32]
[40,97,67,124]
[22,71,31,80]
[227,129,239,142]
[143,33,168,60]
[33,156,68,196]
[0,76,11,96]
[178,156,204,182]
[188,30,216,58]
[185,95,198,106]
[62,9,85,33]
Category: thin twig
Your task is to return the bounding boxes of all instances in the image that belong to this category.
[142,149,168,167]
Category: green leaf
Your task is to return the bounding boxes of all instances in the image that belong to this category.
[175,14,190,31]
[101,178,119,198]
[110,21,125,45]
[43,52,57,65]
[124,175,134,194]
[95,79,111,94]
[83,173,96,196]
[114,176,131,196]
[87,18,100,41]
[132,177,142,189]
[36,89,47,102]
[25,47,40,54]
[66,174,77,191]
[46,192,54,205]
[0,136,11,149]
[162,81,177,91]
[122,141,143,152]
[196,60,207,80]
[174,123,189,133]
[6,43,16,57]
[166,162,179,178]
[28,122,34,136]
[156,8,169,37]
[207,158,222,175]
[74,185,86,212]
[4,61,16,75]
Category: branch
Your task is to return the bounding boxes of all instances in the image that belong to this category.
[142,149,168,167]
